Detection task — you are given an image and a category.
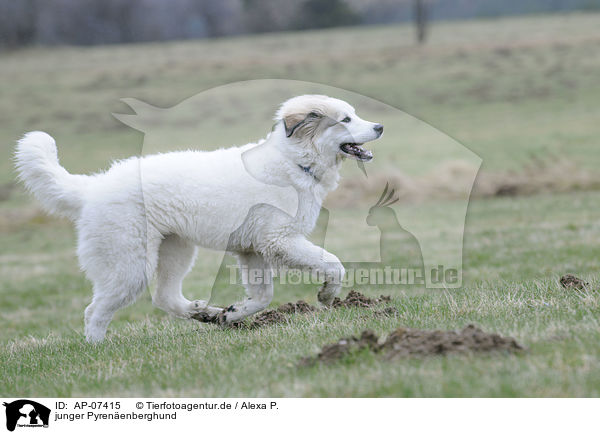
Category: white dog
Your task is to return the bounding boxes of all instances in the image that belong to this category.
[15,95,383,342]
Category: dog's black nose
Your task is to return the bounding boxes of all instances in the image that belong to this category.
[374,124,384,135]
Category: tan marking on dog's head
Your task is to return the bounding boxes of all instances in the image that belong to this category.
[275,95,348,138]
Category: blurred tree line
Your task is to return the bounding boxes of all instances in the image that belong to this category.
[1,0,598,47]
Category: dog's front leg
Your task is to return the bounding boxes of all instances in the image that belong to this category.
[270,235,345,306]
[218,252,274,324]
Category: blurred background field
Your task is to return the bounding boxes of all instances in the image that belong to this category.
[2,11,600,179]
[1,2,600,397]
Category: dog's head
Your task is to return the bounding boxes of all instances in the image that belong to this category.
[275,95,383,163]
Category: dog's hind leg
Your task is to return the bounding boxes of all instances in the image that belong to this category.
[153,234,222,321]
[81,222,159,343]
[218,252,273,323]
[85,282,145,342]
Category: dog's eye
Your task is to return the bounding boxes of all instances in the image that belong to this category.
[341,116,351,123]
[307,111,320,118]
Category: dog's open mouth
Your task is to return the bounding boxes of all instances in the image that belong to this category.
[339,143,373,161]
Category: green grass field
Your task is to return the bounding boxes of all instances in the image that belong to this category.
[2,12,600,397]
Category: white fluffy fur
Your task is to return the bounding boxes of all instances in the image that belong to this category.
[15,95,382,342]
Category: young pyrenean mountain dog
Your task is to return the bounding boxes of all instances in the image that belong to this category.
[15,95,383,342]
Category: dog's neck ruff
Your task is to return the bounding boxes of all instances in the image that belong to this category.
[298,164,320,182]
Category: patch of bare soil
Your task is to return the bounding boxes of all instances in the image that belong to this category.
[332,290,391,308]
[380,324,523,359]
[300,325,523,366]
[240,300,317,328]
[276,300,317,314]
[224,291,392,329]
[299,330,379,367]
[250,310,287,328]
[560,274,588,291]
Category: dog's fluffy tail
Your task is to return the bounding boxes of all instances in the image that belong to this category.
[15,131,89,221]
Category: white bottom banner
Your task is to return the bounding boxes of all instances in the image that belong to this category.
[0,398,596,433]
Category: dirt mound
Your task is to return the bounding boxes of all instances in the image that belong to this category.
[276,300,317,314]
[221,309,290,329]
[300,325,523,366]
[560,274,588,290]
[240,300,316,328]
[332,290,391,308]
[219,291,392,328]
[299,330,379,367]
[380,324,522,359]
[250,310,287,327]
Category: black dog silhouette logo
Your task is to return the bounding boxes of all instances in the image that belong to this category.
[3,400,50,431]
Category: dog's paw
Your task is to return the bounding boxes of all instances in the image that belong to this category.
[215,305,246,328]
[216,304,237,324]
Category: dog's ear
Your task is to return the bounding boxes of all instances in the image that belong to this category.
[283,111,322,138]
